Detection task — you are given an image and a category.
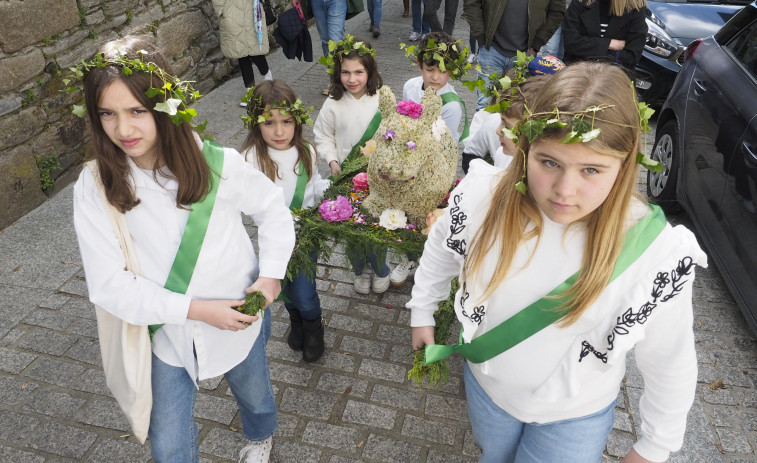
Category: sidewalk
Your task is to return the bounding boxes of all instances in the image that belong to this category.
[1,2,756,462]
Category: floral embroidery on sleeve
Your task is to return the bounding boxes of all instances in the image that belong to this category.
[446,193,467,256]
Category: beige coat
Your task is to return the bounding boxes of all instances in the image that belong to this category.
[213,0,270,59]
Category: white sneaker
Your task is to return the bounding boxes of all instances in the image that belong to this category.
[467,53,477,64]
[390,257,416,286]
[354,272,371,294]
[409,31,420,41]
[239,436,272,463]
[372,272,391,293]
[263,70,273,81]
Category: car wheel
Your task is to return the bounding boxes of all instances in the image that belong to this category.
[647,120,681,212]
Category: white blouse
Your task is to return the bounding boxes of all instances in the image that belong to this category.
[403,75,463,141]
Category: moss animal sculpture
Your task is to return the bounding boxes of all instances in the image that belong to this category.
[363,85,458,226]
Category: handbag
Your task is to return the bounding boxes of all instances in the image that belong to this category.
[263,0,276,26]
[346,0,364,20]
[87,160,152,444]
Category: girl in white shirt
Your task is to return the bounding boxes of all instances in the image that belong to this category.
[72,37,294,463]
[314,36,393,294]
[241,80,331,363]
[409,62,704,463]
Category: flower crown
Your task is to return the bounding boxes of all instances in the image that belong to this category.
[400,38,472,81]
[318,34,376,75]
[61,51,206,131]
[505,95,661,194]
[240,86,314,127]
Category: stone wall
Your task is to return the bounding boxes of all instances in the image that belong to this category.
[0,0,235,230]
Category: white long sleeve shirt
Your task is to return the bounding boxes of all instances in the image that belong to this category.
[73,143,295,383]
[241,144,331,209]
[403,76,463,141]
[408,161,706,462]
[313,92,379,166]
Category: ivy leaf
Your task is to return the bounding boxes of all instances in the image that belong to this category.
[561,131,580,144]
[571,118,591,134]
[545,118,567,129]
[145,87,163,98]
[520,119,546,142]
[580,128,602,142]
[72,104,87,118]
[515,180,527,195]
[154,98,182,115]
[501,126,518,143]
[194,119,208,133]
[637,152,663,172]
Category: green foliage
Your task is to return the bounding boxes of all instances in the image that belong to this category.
[62,52,207,132]
[78,7,87,27]
[87,31,97,40]
[400,38,473,82]
[125,7,133,24]
[157,0,167,13]
[236,292,266,318]
[318,34,376,75]
[240,87,314,127]
[35,154,62,191]
[408,279,459,389]
[21,89,36,106]
[42,34,60,46]
[148,19,159,33]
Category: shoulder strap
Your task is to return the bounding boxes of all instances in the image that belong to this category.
[440,92,470,141]
[424,204,668,364]
[289,160,308,211]
[149,140,226,337]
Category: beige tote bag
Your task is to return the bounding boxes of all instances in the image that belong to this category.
[87,160,152,444]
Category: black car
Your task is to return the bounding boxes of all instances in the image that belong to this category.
[635,0,746,106]
[647,1,757,334]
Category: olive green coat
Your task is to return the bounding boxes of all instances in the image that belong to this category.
[213,0,270,59]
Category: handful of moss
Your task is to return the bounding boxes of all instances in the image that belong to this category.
[236,291,266,319]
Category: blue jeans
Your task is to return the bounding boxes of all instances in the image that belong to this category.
[476,46,517,110]
[311,0,347,56]
[346,245,390,277]
[283,254,322,321]
[464,363,615,463]
[367,0,382,26]
[411,0,430,34]
[149,309,277,462]
[539,26,563,59]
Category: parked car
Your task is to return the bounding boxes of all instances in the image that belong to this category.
[647,1,757,335]
[635,0,747,106]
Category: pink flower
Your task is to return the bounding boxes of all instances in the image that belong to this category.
[406,141,416,149]
[397,100,423,119]
[352,172,369,191]
[383,129,396,140]
[319,196,353,222]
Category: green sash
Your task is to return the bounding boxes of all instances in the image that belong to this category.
[149,140,225,337]
[424,204,667,364]
[289,160,308,211]
[344,109,382,164]
[440,92,470,141]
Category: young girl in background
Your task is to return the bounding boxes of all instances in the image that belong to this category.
[314,36,392,295]
[241,80,330,363]
[409,61,705,463]
[72,36,294,463]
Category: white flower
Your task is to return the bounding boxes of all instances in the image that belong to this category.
[379,209,407,231]
[431,118,446,141]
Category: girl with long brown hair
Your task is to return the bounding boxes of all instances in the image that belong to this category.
[72,36,294,463]
[409,61,705,463]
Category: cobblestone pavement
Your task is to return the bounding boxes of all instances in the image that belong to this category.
[1,2,756,462]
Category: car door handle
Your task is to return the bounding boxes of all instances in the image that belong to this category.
[693,79,708,95]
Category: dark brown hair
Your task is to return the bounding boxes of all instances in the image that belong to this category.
[417,31,460,68]
[329,38,383,100]
[83,35,210,213]
[241,80,315,182]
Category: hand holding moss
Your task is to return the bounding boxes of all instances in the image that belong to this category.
[236,292,266,318]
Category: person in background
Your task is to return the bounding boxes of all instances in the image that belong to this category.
[293,0,347,94]
[409,0,431,41]
[423,0,460,35]
[367,0,383,37]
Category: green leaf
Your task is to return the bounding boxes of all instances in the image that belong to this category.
[145,87,163,98]
[637,152,663,172]
[154,98,182,115]
[571,118,591,134]
[580,128,602,142]
[520,119,546,142]
[72,104,87,118]
[515,180,527,195]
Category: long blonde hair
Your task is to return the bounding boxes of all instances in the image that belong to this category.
[463,62,643,326]
[585,0,647,16]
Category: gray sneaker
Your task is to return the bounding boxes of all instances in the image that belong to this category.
[239,436,272,463]
[354,272,371,294]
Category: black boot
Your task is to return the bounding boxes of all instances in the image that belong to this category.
[302,317,325,363]
[286,309,303,351]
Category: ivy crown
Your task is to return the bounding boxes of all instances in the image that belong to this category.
[318,34,376,75]
[61,51,207,131]
[240,86,314,127]
[399,35,472,81]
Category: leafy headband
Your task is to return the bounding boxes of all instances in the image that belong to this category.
[62,50,206,131]
[240,86,314,127]
[400,38,472,81]
[318,34,376,75]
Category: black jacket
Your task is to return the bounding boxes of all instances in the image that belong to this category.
[562,0,647,70]
[273,7,313,62]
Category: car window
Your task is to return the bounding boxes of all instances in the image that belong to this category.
[726,18,757,78]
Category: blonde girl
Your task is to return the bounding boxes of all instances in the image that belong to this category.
[72,36,294,463]
[241,80,330,363]
[409,61,705,463]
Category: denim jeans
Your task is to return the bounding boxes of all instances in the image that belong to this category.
[476,46,517,110]
[411,0,430,34]
[464,363,615,463]
[311,0,347,56]
[149,309,277,462]
[346,245,390,277]
[283,254,322,321]
[539,26,564,59]
[422,0,459,36]
[367,0,382,26]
